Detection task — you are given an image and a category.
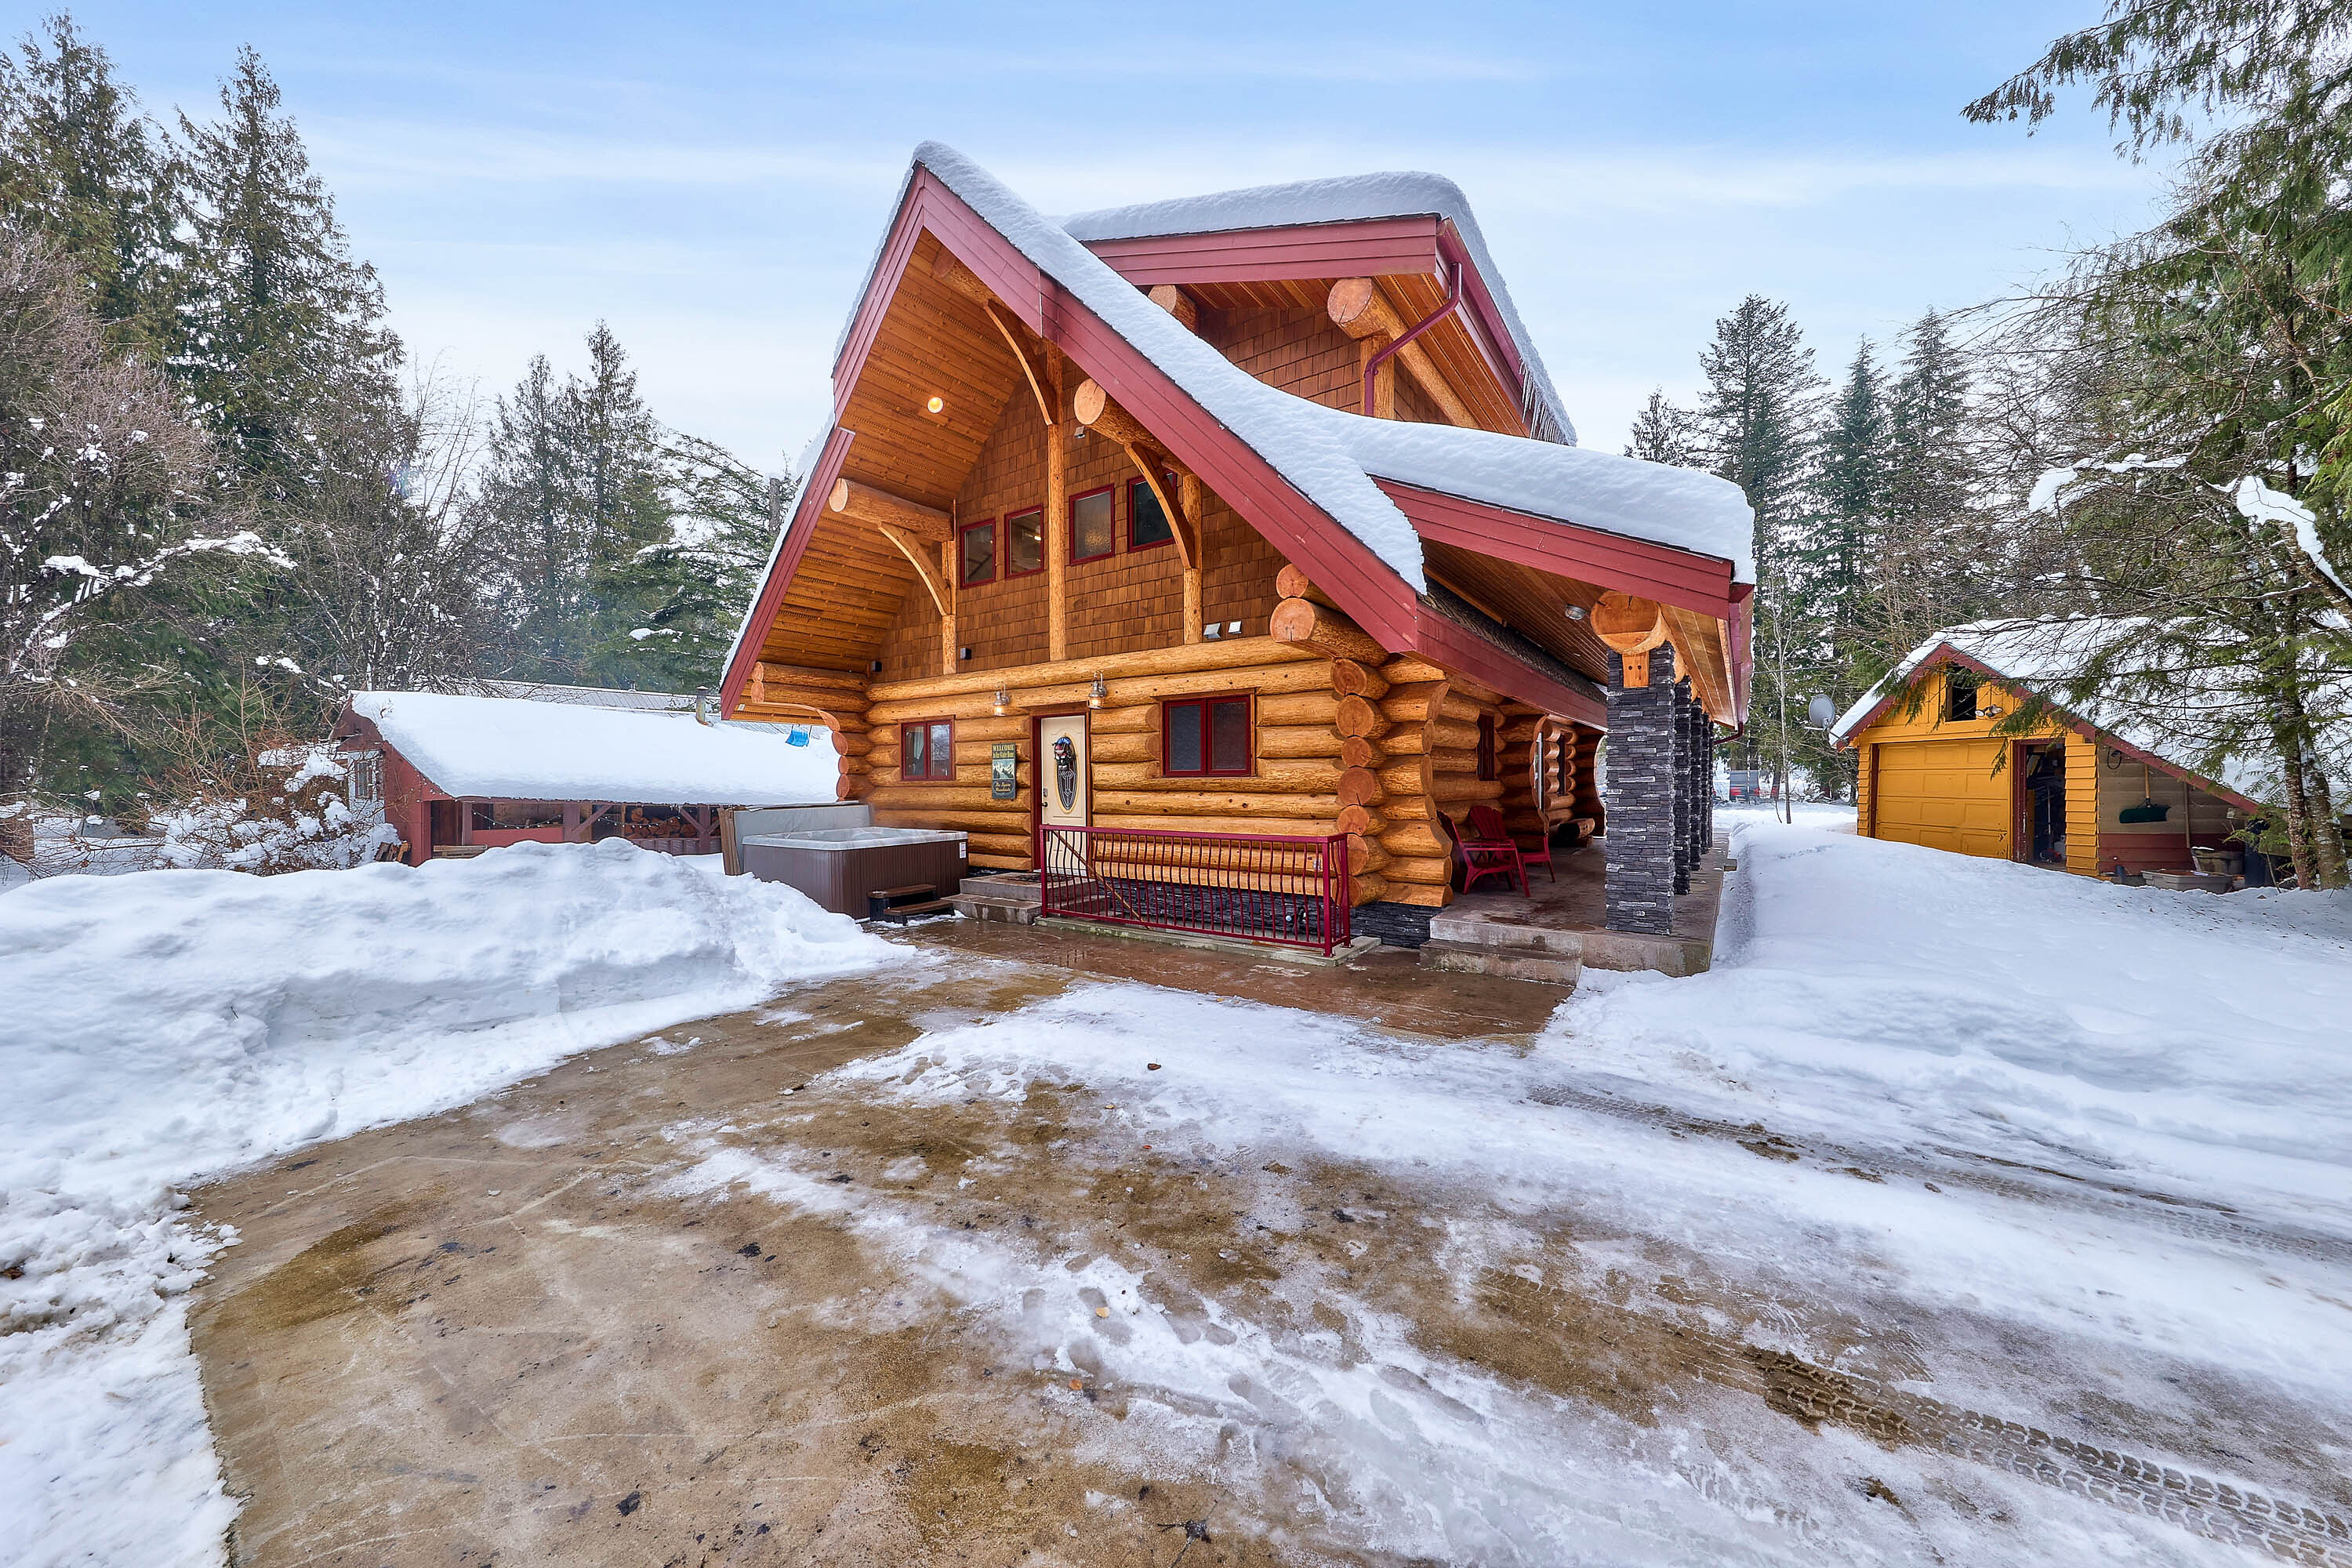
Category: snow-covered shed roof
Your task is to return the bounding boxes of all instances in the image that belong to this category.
[1828,619,2294,808]
[457,679,695,712]
[344,691,839,805]
[812,144,1754,597]
[1059,171,1577,449]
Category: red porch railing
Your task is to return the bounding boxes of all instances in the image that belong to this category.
[1038,825,1352,956]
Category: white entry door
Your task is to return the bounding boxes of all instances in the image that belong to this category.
[1037,713,1090,830]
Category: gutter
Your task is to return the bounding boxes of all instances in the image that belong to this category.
[1362,260,1465,416]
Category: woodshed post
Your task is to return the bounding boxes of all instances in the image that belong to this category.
[1604,641,1679,934]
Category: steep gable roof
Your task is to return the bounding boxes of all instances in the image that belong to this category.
[727,144,1754,724]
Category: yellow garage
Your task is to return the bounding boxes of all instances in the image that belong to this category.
[1834,626,2256,881]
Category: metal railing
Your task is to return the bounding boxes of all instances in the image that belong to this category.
[1038,825,1352,955]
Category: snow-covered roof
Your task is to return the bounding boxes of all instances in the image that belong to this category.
[347,691,839,805]
[1828,618,2319,806]
[1059,171,1576,448]
[458,679,695,711]
[895,143,1755,593]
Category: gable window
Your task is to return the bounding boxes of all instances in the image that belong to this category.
[900,719,955,782]
[1162,695,1251,777]
[1477,714,1499,782]
[1128,477,1175,550]
[958,517,996,586]
[1070,485,1115,562]
[1946,671,1980,723]
[1005,507,1044,577]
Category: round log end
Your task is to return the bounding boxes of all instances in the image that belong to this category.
[1335,693,1385,738]
[1337,767,1384,808]
[1268,597,1319,647]
[1073,378,1109,428]
[1591,590,1666,652]
[1336,804,1383,837]
[826,477,851,513]
[1275,563,1315,601]
[1338,735,1381,770]
[1327,276,1378,328]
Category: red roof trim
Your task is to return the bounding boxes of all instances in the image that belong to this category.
[1436,223,1525,397]
[719,426,856,717]
[1413,609,1606,726]
[1837,644,2263,813]
[1377,479,1740,620]
[1083,215,1441,287]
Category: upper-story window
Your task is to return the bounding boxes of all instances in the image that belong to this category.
[1128,477,1176,550]
[1946,671,1980,723]
[958,517,996,586]
[1005,507,1043,577]
[1070,485,1115,562]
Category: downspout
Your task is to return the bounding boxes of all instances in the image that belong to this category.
[1362,261,1465,416]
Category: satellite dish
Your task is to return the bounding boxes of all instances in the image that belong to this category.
[1806,695,1837,730]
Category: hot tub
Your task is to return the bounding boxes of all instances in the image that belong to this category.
[739,827,969,916]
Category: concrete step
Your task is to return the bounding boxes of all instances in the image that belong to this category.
[1419,939,1581,988]
[959,874,1040,903]
[1425,910,1583,957]
[949,893,1040,926]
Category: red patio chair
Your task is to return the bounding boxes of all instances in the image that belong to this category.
[1448,808,1527,897]
[1470,804,1554,884]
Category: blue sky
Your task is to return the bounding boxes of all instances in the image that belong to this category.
[62,1,2176,466]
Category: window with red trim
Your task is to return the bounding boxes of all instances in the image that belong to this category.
[1163,696,1251,777]
[1127,477,1175,550]
[900,719,954,781]
[957,517,996,586]
[1477,714,1498,782]
[1070,485,1114,562]
[1004,507,1043,577]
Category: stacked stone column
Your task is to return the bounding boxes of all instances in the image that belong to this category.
[1669,679,1693,895]
[1604,642,1679,935]
[1697,704,1715,851]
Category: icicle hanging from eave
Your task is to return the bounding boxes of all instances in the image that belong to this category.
[1523,376,1568,447]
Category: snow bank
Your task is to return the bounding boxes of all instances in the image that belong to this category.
[0,842,893,1567]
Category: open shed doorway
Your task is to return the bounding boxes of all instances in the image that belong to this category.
[2015,741,2067,866]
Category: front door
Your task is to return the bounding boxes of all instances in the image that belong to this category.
[1037,714,1090,830]
[1036,713,1089,878]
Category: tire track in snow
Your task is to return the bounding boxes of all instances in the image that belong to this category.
[1523,1078,2352,1269]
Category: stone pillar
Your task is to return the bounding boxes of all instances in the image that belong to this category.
[1604,641,1678,934]
[1670,680,1693,895]
[1698,710,1715,852]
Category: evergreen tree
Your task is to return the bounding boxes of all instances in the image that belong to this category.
[0,14,172,348]
[1796,339,1890,797]
[1624,388,1700,466]
[617,435,795,692]
[168,47,399,492]
[476,324,673,685]
[1688,295,1824,804]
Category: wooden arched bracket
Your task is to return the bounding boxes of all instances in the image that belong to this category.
[932,246,1061,427]
[1592,590,1668,688]
[1072,378,1205,641]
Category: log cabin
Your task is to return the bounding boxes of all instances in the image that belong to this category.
[1831,619,2267,882]
[721,143,1755,950]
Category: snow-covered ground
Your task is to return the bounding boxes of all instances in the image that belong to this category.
[671,817,2352,1563]
[0,842,895,1568]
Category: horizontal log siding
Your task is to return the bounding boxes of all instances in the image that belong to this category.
[865,637,1336,873]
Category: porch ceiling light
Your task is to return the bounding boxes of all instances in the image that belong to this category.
[925,395,944,415]
[1564,604,1588,620]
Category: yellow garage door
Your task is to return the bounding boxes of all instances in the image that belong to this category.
[1871,739,2010,860]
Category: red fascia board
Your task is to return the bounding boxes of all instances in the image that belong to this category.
[1377,479,1740,621]
[832,169,1053,394]
[1412,608,1606,727]
[1436,223,1526,396]
[1083,216,1440,287]
[720,426,856,717]
[1836,644,2261,814]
